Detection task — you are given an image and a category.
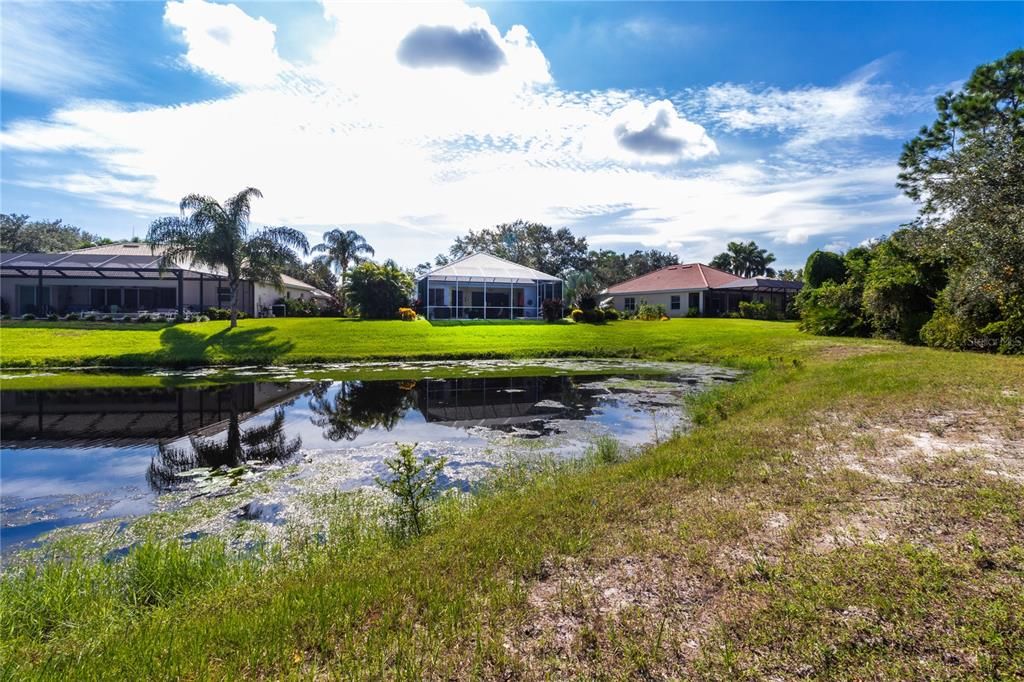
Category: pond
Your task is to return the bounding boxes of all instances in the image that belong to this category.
[0,360,740,559]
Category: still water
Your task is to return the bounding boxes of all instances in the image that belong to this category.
[1,362,738,554]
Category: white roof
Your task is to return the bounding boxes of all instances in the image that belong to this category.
[418,252,561,284]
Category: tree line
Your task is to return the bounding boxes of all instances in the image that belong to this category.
[797,48,1022,355]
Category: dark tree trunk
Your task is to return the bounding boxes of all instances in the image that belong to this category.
[229,282,239,328]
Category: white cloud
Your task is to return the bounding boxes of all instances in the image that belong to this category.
[164,0,285,86]
[0,0,918,267]
[0,2,118,96]
[703,59,909,148]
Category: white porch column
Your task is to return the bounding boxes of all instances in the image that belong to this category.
[699,291,705,316]
[483,280,487,319]
[509,280,513,319]
[455,278,459,319]
[426,276,430,320]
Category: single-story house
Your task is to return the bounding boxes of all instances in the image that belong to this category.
[416,253,563,320]
[0,243,332,317]
[602,263,802,317]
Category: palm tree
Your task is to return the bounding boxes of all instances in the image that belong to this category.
[148,188,308,328]
[564,270,599,309]
[312,228,375,311]
[709,240,777,278]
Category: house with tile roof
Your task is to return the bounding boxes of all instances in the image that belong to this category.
[602,263,801,317]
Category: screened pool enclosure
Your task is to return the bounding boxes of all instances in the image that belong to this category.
[416,253,563,320]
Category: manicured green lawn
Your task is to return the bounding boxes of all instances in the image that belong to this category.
[2,324,1021,679]
[0,317,871,369]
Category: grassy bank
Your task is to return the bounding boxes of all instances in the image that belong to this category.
[2,330,1022,679]
[0,317,871,369]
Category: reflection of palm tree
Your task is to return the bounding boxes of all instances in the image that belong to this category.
[308,380,415,442]
[148,407,301,492]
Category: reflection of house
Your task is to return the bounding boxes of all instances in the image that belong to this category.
[0,382,310,447]
[602,263,801,317]
[415,253,563,320]
[0,243,332,317]
[415,376,588,428]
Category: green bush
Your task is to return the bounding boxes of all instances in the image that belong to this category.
[581,308,605,323]
[374,443,446,540]
[804,250,848,288]
[347,261,414,320]
[1,314,11,320]
[602,307,620,321]
[136,314,152,323]
[83,314,97,322]
[541,299,563,322]
[282,297,320,318]
[739,300,776,320]
[21,313,36,321]
[687,306,700,318]
[636,302,665,321]
[65,312,80,321]
[569,308,584,322]
[47,313,59,321]
[797,280,869,336]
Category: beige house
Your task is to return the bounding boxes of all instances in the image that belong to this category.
[603,263,801,317]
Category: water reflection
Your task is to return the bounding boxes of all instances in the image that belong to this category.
[2,368,732,551]
[147,406,302,492]
[307,380,416,441]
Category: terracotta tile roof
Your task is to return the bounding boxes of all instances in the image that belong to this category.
[604,263,742,294]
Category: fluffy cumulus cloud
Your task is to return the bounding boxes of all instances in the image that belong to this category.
[609,100,718,162]
[397,25,507,74]
[164,0,285,85]
[0,0,920,267]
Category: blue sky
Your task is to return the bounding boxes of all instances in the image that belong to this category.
[1,1,1021,269]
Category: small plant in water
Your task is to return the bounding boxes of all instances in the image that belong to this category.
[375,443,446,540]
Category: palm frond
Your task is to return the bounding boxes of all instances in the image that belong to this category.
[225,187,263,231]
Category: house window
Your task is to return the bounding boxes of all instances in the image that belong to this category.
[624,297,636,311]
[428,288,445,306]
[670,295,681,310]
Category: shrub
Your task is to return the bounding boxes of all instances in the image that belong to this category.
[581,308,605,323]
[687,306,701,318]
[602,307,620,321]
[283,298,320,318]
[195,315,210,323]
[21,313,36,321]
[47,313,59,321]
[797,280,869,336]
[804,250,848,288]
[541,299,563,323]
[739,300,776,320]
[118,316,133,323]
[588,436,622,465]
[65,312,80,321]
[135,314,152,323]
[374,443,446,540]
[1,314,11,320]
[347,261,414,319]
[173,315,185,324]
[84,314,97,322]
[569,308,584,322]
[636,302,665,321]
[398,307,417,321]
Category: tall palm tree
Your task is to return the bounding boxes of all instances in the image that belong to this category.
[312,228,375,311]
[148,188,308,327]
[709,240,777,278]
